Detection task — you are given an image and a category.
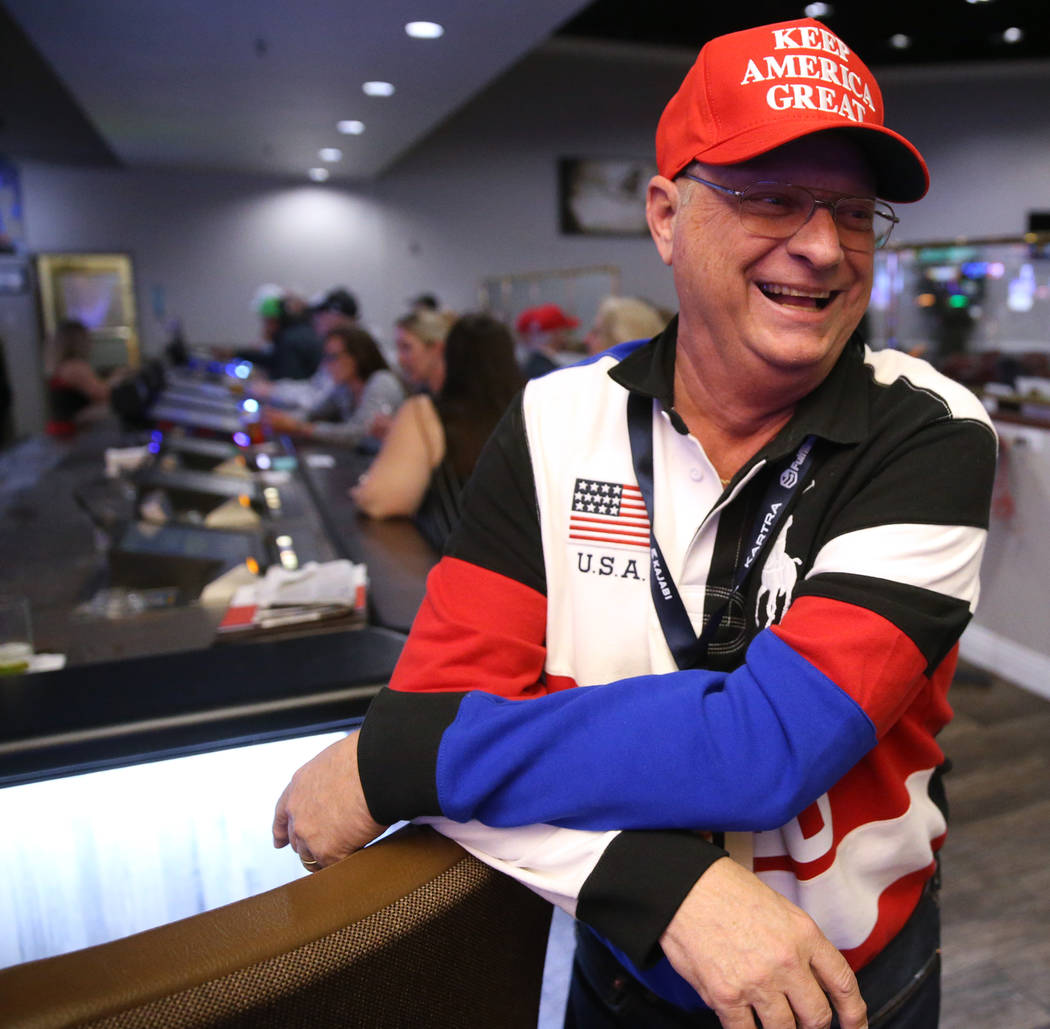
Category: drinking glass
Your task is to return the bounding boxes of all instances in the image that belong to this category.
[0,595,33,675]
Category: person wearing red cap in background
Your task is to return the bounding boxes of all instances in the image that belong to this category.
[274,18,996,1029]
[516,302,580,380]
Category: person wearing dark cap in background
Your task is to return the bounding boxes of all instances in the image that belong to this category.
[516,302,580,379]
[408,292,441,314]
[274,18,996,1029]
[251,286,360,409]
[312,287,360,334]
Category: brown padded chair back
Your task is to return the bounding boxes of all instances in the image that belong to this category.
[0,824,553,1029]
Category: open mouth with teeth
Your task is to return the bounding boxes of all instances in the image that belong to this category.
[758,283,836,310]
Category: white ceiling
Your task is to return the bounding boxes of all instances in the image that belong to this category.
[5,0,593,181]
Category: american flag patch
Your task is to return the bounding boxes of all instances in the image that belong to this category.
[569,478,650,549]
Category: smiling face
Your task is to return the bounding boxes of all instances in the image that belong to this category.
[649,134,876,401]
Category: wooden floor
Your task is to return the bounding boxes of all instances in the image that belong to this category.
[938,666,1050,1029]
[539,665,1050,1028]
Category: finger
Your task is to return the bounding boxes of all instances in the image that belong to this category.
[783,984,834,1029]
[812,944,867,1029]
[707,1005,756,1029]
[272,785,291,847]
[285,811,305,856]
[787,993,833,1029]
[781,963,835,1029]
[752,995,803,1029]
[288,821,329,867]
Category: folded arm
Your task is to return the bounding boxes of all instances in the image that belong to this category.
[357,402,996,834]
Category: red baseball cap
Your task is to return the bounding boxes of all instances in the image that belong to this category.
[655,18,929,202]
[516,303,579,333]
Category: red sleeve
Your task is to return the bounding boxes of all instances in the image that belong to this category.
[771,596,941,736]
[389,556,550,699]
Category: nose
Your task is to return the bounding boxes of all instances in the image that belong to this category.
[786,201,844,267]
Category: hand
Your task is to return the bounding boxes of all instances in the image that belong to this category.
[249,378,274,400]
[660,858,867,1029]
[369,411,394,441]
[348,472,368,506]
[262,407,304,434]
[272,731,387,870]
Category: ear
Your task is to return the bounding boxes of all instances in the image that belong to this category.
[646,175,679,267]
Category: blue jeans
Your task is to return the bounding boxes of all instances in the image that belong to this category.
[566,881,941,1028]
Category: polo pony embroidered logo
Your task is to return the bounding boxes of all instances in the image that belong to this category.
[569,478,650,550]
[756,515,802,628]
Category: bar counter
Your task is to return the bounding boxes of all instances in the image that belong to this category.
[0,407,440,789]
[0,625,406,788]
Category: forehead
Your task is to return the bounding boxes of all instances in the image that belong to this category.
[706,133,876,195]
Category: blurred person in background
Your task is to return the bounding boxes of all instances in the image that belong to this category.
[262,326,403,448]
[515,302,579,379]
[407,292,441,314]
[352,312,523,548]
[44,319,126,437]
[393,308,453,394]
[370,308,454,442]
[584,295,669,356]
[238,286,322,381]
[1,335,14,446]
[251,287,360,409]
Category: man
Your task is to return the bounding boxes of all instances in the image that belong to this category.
[273,18,996,1029]
[251,286,360,409]
[242,289,322,381]
[516,302,580,379]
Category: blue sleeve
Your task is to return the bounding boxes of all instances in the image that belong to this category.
[358,629,876,831]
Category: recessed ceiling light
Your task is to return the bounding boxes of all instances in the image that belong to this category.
[1002,26,1023,43]
[319,147,342,162]
[363,81,395,97]
[889,33,912,49]
[337,120,365,135]
[804,2,833,18]
[308,168,329,182]
[965,0,993,4]
[405,21,444,39]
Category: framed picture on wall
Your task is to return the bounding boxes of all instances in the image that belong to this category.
[35,252,140,370]
[558,157,656,237]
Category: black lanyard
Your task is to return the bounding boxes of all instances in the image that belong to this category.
[626,392,817,670]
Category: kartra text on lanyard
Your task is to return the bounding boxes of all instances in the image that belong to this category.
[626,392,817,670]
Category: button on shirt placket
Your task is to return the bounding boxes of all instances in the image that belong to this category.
[653,408,754,644]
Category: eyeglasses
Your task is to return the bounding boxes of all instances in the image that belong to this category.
[680,173,899,252]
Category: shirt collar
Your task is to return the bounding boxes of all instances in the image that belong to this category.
[608,314,869,460]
